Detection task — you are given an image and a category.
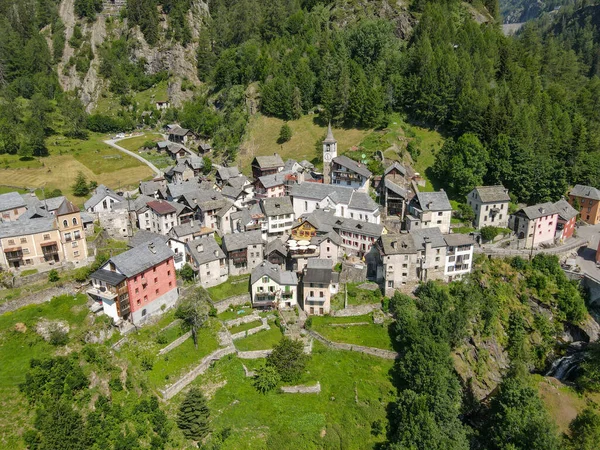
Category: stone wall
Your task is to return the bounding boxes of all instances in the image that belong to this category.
[307,330,399,360]
[213,293,251,313]
[230,318,269,341]
[0,282,80,315]
[158,331,191,355]
[476,238,587,259]
[159,346,236,400]
[281,381,321,394]
[332,303,381,317]
[225,312,260,328]
[237,349,272,359]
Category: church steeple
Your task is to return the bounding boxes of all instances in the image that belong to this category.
[322,122,337,184]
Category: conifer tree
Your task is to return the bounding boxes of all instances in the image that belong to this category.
[177,387,210,443]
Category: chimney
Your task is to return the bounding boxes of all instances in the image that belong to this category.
[427,202,433,209]
[391,241,397,249]
[197,244,203,252]
[148,243,157,254]
[214,250,219,257]
[423,236,431,254]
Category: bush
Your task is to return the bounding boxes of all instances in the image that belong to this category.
[73,267,90,282]
[253,365,280,393]
[277,123,292,144]
[266,337,309,383]
[49,327,69,346]
[140,355,154,371]
[156,333,168,345]
[179,264,195,282]
[209,306,218,317]
[304,316,312,329]
[72,171,90,197]
[48,270,60,282]
[480,226,500,242]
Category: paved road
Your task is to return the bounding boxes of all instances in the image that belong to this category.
[104,139,161,176]
[574,223,600,279]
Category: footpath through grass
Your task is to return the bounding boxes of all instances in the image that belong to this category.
[186,341,394,449]
[310,314,395,351]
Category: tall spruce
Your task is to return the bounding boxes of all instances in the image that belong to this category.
[177,387,210,442]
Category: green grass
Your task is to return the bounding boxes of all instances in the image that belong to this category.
[19,269,38,277]
[217,306,253,322]
[331,283,383,311]
[228,320,262,335]
[94,80,169,115]
[310,314,394,351]
[234,322,283,351]
[146,328,219,389]
[453,226,476,234]
[206,275,250,302]
[118,133,164,152]
[0,186,28,195]
[157,323,186,346]
[0,294,89,449]
[186,342,395,448]
[139,150,174,169]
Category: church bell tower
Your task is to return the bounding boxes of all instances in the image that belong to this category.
[322,122,337,184]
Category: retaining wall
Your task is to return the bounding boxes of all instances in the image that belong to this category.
[237,349,272,359]
[225,312,260,328]
[213,293,251,313]
[158,331,192,355]
[332,303,381,317]
[159,346,236,400]
[476,238,587,259]
[281,382,321,394]
[230,318,269,341]
[0,282,80,315]
[307,330,399,360]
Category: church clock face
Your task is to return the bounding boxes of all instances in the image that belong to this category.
[324,152,331,162]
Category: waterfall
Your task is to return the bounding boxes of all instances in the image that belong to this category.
[545,341,587,382]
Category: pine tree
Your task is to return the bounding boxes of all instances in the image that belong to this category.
[177,387,210,442]
[278,123,292,144]
[72,171,90,197]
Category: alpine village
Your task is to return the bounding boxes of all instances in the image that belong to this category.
[6,0,600,449]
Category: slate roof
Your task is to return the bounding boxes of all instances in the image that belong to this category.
[258,171,292,189]
[332,155,372,178]
[181,189,224,211]
[43,196,68,212]
[169,222,203,239]
[517,202,559,220]
[168,126,191,137]
[253,154,284,169]
[250,260,297,285]
[348,191,379,212]
[90,269,126,286]
[18,206,50,220]
[333,216,384,238]
[311,231,342,247]
[221,185,243,199]
[283,159,300,172]
[216,166,240,181]
[80,212,95,224]
[299,160,314,170]
[216,200,235,218]
[187,236,225,265]
[412,227,447,249]
[129,230,168,248]
[0,217,56,238]
[323,123,336,144]
[378,234,417,255]
[473,185,510,203]
[266,237,288,256]
[0,192,26,212]
[570,184,600,201]
[384,179,409,198]
[56,199,80,216]
[140,180,162,197]
[84,185,122,210]
[108,238,174,277]
[384,162,407,177]
[222,230,264,252]
[261,196,294,217]
[415,191,452,212]
[554,199,579,221]
[226,175,249,189]
[166,181,204,200]
[291,183,379,212]
[444,233,476,247]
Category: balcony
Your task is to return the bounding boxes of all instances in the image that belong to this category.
[87,286,118,300]
[4,249,23,262]
[304,296,326,304]
[41,244,59,256]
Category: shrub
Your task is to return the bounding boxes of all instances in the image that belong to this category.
[209,306,218,317]
[304,316,312,329]
[48,269,60,282]
[266,337,309,383]
[277,123,292,144]
[49,326,69,346]
[73,267,90,282]
[480,226,500,242]
[179,264,195,282]
[140,355,154,371]
[253,365,280,393]
[156,333,168,345]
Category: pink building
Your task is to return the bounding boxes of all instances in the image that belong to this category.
[510,202,559,249]
[88,238,178,325]
[554,199,579,242]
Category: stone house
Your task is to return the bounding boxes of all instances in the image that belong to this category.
[254,171,292,199]
[331,155,372,191]
[290,182,381,224]
[88,239,178,325]
[301,259,339,316]
[261,196,295,239]
[230,203,267,235]
[467,185,510,229]
[251,153,284,179]
[168,126,196,145]
[510,202,559,248]
[250,260,298,309]
[143,200,194,235]
[84,185,123,213]
[216,166,241,186]
[222,230,265,276]
[0,192,27,221]
[406,191,452,234]
[265,238,288,268]
[186,236,228,287]
[568,184,600,225]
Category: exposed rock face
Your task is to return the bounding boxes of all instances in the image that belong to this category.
[35,319,70,341]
